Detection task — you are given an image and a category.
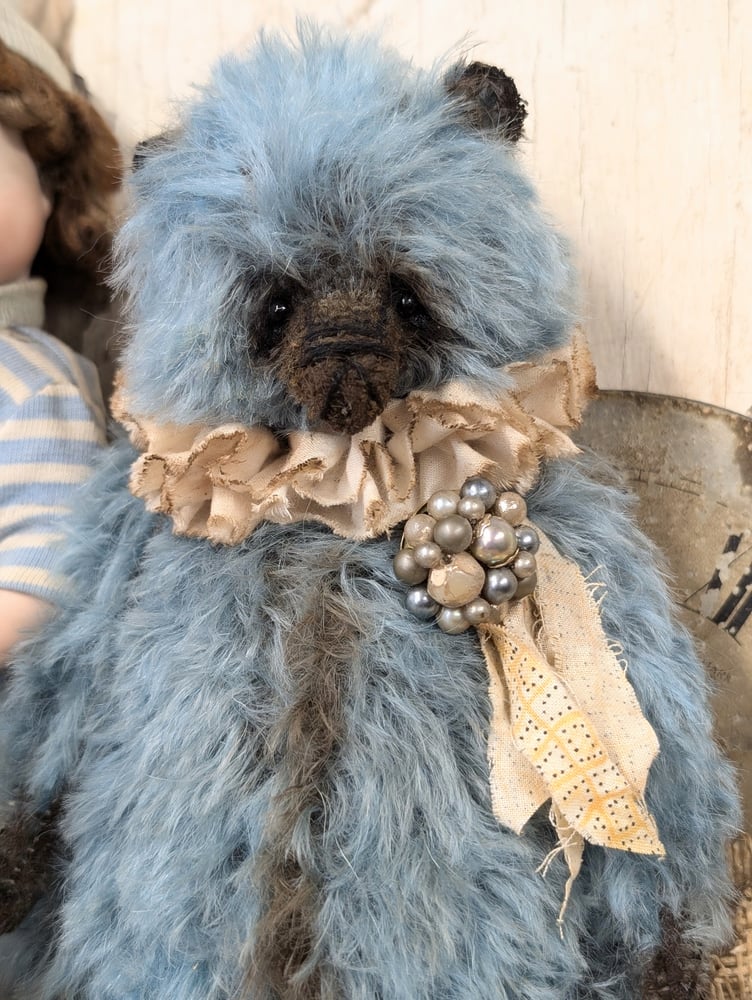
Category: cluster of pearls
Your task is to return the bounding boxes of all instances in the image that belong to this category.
[393,477,540,634]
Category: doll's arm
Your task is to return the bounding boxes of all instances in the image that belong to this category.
[0,441,154,807]
[0,589,51,666]
[0,330,107,666]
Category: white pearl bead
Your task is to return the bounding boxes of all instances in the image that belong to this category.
[457,496,486,522]
[414,542,443,569]
[512,552,537,580]
[437,607,471,634]
[470,516,518,567]
[463,597,493,624]
[494,492,527,526]
[426,490,461,519]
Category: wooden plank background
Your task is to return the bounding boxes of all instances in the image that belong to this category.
[62,0,751,413]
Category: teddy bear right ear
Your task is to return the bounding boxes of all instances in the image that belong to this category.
[444,61,527,143]
[131,129,181,171]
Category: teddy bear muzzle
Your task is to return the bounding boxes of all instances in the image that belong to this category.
[277,290,403,435]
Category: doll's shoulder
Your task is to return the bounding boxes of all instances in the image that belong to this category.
[0,317,109,604]
[47,437,163,602]
[0,322,105,429]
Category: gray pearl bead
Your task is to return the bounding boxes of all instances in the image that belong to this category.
[457,496,486,522]
[494,491,527,526]
[512,551,537,580]
[406,586,440,620]
[433,514,473,553]
[393,549,428,585]
[460,476,497,510]
[463,597,493,624]
[470,516,518,568]
[515,526,540,554]
[436,607,471,634]
[482,567,519,605]
[426,490,461,519]
[414,542,443,569]
[514,573,537,599]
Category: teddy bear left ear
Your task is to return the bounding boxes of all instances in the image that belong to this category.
[444,61,527,143]
[131,129,181,171]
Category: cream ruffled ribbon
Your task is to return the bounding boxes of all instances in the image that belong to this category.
[114,332,664,904]
[111,335,595,544]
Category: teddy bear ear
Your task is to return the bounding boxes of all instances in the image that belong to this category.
[444,61,527,143]
[131,129,181,171]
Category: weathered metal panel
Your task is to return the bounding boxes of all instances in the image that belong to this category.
[577,391,752,825]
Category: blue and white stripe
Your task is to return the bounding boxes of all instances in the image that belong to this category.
[0,323,106,602]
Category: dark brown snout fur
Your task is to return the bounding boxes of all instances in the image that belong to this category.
[277,289,402,435]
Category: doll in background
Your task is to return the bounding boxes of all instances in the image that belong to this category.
[0,4,121,665]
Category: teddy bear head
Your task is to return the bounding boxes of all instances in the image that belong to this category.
[116,24,574,435]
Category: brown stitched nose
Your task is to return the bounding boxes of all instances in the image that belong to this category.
[277,289,404,434]
[291,327,400,435]
[299,322,396,367]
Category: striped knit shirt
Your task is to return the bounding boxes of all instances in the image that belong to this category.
[0,278,106,603]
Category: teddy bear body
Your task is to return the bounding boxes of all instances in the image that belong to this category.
[0,26,738,1000]
[5,440,733,1000]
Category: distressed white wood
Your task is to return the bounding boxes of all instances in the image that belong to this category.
[70,0,752,412]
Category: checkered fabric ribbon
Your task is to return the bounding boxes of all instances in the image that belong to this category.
[479,531,664,916]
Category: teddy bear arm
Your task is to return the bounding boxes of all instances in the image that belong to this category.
[527,455,739,987]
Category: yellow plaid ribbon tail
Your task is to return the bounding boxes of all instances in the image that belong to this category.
[479,530,665,875]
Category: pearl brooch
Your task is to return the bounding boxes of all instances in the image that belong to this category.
[396,477,539,631]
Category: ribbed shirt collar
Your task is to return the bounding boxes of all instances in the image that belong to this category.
[0,278,46,329]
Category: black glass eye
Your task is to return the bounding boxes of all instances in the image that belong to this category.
[396,291,418,317]
[255,291,295,355]
[392,282,428,324]
[268,296,293,327]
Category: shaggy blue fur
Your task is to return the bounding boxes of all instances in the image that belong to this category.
[115,25,573,430]
[0,23,739,1000]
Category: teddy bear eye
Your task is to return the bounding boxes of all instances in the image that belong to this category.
[255,292,295,355]
[392,282,428,323]
[396,291,417,315]
[268,296,293,327]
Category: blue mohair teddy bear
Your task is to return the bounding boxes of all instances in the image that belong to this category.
[0,24,740,1000]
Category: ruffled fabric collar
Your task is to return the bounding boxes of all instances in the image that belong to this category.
[112,333,596,544]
